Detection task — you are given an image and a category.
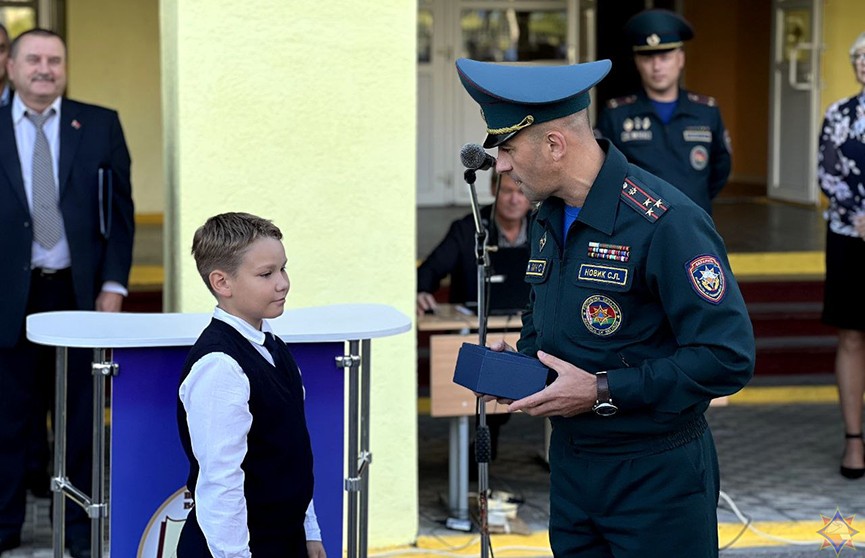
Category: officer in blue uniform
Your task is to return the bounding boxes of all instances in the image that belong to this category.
[595,9,731,215]
[455,56,754,557]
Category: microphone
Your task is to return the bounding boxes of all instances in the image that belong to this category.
[460,143,496,171]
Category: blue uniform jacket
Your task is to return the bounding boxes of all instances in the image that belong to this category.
[595,88,731,214]
[517,141,753,447]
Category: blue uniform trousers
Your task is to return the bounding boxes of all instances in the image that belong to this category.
[548,419,719,557]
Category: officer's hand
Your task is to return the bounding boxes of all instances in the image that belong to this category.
[488,340,516,353]
[417,292,438,316]
[508,351,596,417]
[479,340,519,404]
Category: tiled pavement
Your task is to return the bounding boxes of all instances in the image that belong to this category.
[415,380,865,556]
[8,384,864,557]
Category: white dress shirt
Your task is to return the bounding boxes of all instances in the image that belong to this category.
[12,93,126,295]
[12,94,68,270]
[179,307,321,558]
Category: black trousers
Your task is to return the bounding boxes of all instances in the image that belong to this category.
[0,269,93,543]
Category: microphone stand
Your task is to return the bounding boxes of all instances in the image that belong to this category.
[464,168,492,558]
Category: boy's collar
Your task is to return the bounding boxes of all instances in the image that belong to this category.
[213,306,272,346]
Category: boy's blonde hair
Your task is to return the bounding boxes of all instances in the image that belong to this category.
[191,212,283,295]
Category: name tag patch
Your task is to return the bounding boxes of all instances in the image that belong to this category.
[683,129,712,142]
[581,295,623,336]
[686,254,726,304]
[620,130,652,142]
[526,259,548,277]
[578,264,628,287]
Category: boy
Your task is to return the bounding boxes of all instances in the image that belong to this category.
[176,212,325,558]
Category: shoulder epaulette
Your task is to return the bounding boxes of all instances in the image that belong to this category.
[687,92,717,107]
[620,177,670,223]
[606,95,637,109]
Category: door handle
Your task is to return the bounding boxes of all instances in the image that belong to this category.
[787,42,814,91]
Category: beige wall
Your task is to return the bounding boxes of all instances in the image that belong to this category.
[161,0,418,549]
[821,0,865,113]
[66,0,164,216]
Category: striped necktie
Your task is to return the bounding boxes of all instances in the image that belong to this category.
[26,109,63,249]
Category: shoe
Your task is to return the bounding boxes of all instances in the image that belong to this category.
[0,532,21,552]
[26,469,52,498]
[68,538,92,558]
[840,433,865,479]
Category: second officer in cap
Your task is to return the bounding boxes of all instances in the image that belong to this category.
[596,9,731,215]
[456,51,753,557]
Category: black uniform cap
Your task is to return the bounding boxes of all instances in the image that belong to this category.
[624,9,694,53]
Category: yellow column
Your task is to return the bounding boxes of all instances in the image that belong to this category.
[161,0,418,548]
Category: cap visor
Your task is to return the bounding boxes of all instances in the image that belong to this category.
[484,130,518,148]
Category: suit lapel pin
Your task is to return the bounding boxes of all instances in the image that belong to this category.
[539,232,547,252]
[71,119,81,130]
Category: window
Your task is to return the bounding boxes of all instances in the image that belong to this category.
[461,8,567,62]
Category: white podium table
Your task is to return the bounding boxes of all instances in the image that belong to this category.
[27,304,410,558]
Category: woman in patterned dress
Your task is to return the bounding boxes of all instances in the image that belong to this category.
[818,31,865,479]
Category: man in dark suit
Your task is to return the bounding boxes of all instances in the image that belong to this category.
[0,28,134,558]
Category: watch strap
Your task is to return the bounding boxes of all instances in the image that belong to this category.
[596,371,611,404]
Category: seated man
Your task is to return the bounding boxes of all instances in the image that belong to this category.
[417,173,532,461]
[417,173,532,315]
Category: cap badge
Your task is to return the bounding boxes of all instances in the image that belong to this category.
[647,33,661,47]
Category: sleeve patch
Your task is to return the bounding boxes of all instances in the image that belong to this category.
[685,254,727,304]
[621,177,670,223]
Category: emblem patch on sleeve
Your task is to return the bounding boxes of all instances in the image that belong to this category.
[686,255,726,304]
[581,295,623,336]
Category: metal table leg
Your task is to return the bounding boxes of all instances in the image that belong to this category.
[52,347,114,558]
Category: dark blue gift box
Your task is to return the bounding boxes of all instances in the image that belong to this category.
[452,343,550,400]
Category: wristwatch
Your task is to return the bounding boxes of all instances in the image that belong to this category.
[592,371,618,417]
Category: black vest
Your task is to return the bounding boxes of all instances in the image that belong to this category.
[177,318,314,542]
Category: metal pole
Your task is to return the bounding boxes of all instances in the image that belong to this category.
[90,349,109,558]
[359,339,372,558]
[465,168,492,558]
[341,340,361,558]
[52,347,67,558]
